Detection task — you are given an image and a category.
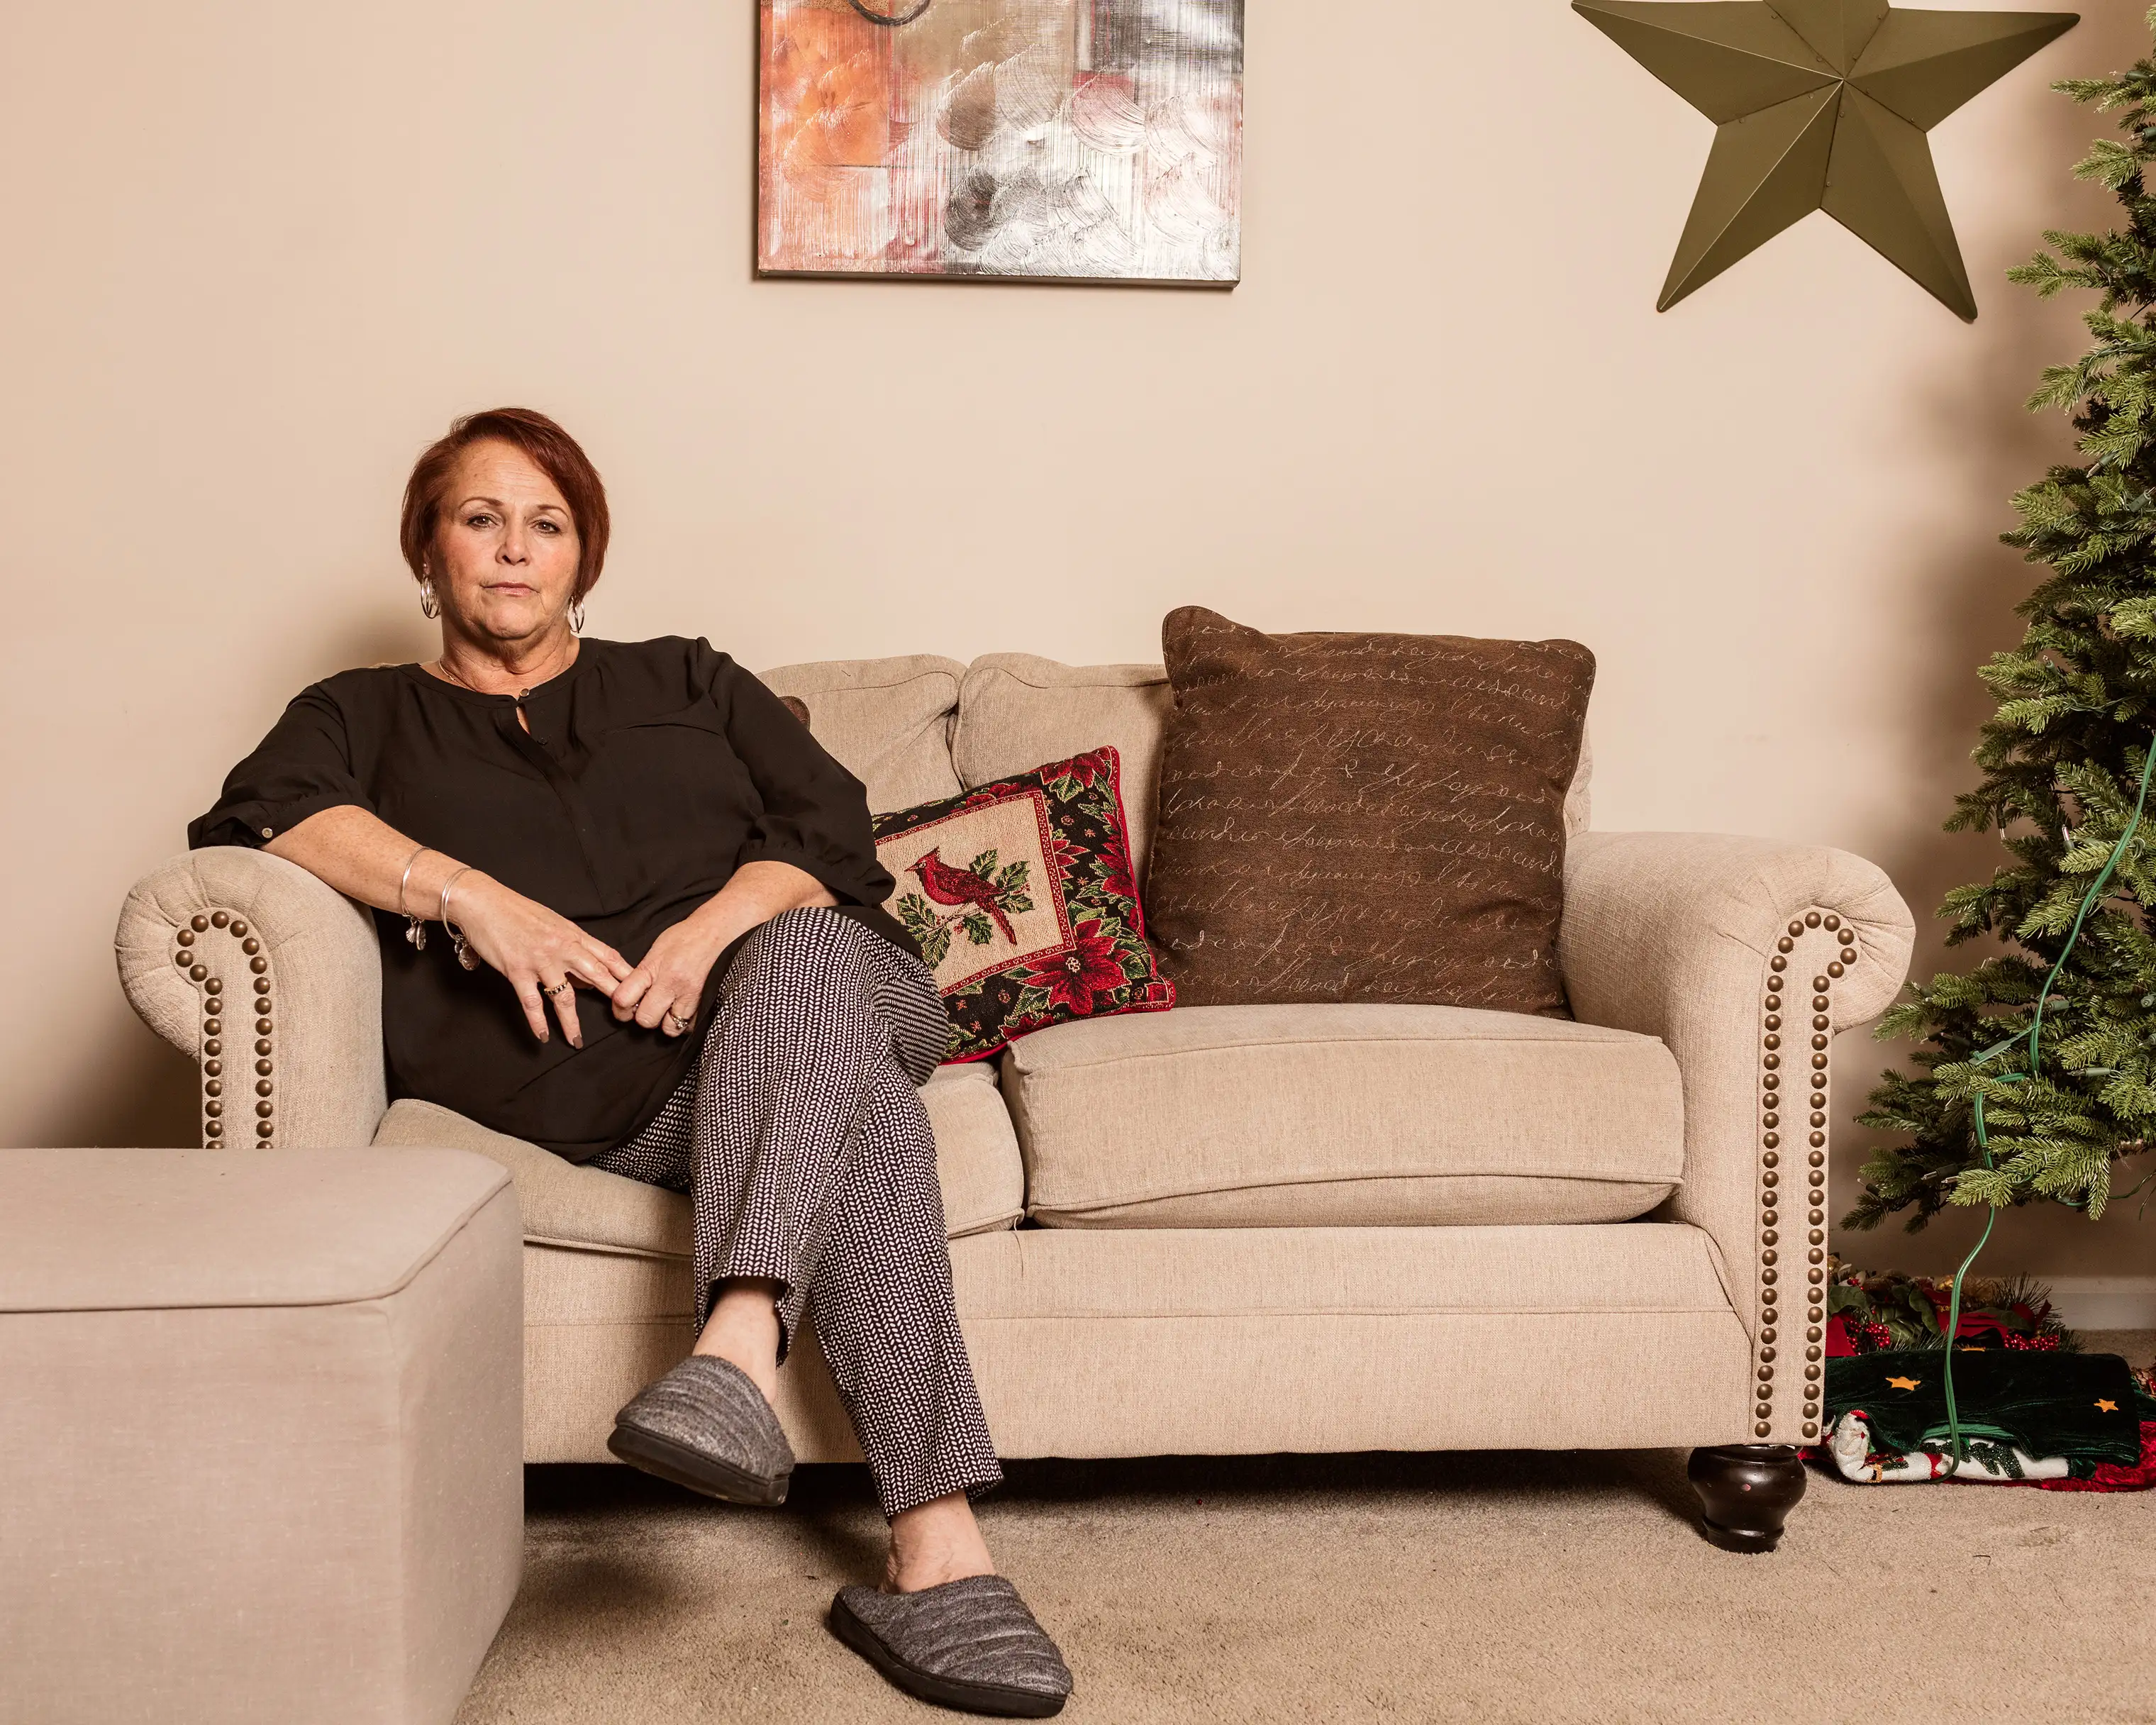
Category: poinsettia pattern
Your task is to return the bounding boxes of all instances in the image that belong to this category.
[1015,917,1128,1017]
[872,745,1174,1062]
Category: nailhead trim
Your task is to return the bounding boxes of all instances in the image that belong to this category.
[176,911,272,1149]
[1757,911,1860,1445]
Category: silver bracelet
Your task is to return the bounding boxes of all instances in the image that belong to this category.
[398,845,433,950]
[438,867,479,971]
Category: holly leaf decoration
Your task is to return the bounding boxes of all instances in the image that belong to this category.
[969,849,999,878]
[961,911,995,946]
[1011,982,1056,1019]
[995,860,1030,894]
[895,892,954,968]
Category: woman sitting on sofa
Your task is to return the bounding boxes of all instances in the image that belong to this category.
[189,407,1072,1719]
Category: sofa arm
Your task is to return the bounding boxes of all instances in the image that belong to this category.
[1560,832,1914,1445]
[116,848,386,1150]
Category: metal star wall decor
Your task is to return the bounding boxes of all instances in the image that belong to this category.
[1575,1,2078,319]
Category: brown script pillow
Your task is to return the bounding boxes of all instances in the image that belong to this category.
[1143,607,1594,1015]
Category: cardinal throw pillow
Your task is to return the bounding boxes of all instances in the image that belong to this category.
[872,745,1175,1063]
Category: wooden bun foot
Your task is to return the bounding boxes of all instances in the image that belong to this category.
[1688,1444,1806,1553]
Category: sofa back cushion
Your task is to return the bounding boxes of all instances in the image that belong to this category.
[952,653,1593,888]
[954,656,1174,881]
[760,655,965,814]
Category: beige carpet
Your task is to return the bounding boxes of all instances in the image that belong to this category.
[458,1333,2156,1725]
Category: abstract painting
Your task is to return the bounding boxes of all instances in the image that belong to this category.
[758,0,1244,284]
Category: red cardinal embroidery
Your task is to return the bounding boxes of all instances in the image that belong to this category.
[908,849,1016,943]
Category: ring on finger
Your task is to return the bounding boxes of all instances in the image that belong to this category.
[663,1008,694,1034]
[541,979,573,999]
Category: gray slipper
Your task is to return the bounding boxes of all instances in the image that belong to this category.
[829,1575,1072,1717]
[607,1355,794,1507]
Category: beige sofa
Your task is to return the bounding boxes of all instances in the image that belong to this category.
[116,652,1915,1546]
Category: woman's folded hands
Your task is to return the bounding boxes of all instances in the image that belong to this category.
[609,860,841,1042]
[436,860,836,1050]
[610,915,732,1041]
[448,875,635,1048]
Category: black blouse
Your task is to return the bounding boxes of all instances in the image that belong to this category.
[190,637,915,1163]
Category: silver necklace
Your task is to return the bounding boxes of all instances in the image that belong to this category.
[431,651,564,700]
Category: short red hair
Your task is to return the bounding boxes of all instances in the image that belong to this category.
[400,408,611,601]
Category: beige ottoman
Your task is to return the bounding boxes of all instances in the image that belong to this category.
[0,1148,523,1725]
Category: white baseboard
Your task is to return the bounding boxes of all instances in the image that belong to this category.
[2048,1277,2156,1332]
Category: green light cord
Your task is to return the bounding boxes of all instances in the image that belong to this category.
[1936,1159,1999,1467]
[1942,741,2156,1470]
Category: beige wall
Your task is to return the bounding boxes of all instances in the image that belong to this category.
[4,2,2149,1281]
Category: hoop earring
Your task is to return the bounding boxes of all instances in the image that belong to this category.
[418,578,440,621]
[570,597,586,634]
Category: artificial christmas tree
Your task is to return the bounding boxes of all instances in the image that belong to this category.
[1853,18,2156,1233]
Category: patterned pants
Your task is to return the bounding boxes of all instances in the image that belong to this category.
[590,907,1004,1519]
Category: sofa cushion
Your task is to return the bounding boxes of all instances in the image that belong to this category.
[376,1101,691,1258]
[760,655,966,814]
[1001,1002,1683,1228]
[952,655,1595,889]
[374,1061,1024,1254]
[916,1062,1028,1233]
[955,656,1174,881]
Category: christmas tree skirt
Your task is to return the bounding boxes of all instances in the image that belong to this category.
[1818,1350,2156,1489]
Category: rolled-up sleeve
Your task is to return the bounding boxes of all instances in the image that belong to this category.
[709,647,895,909]
[188,684,373,850]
